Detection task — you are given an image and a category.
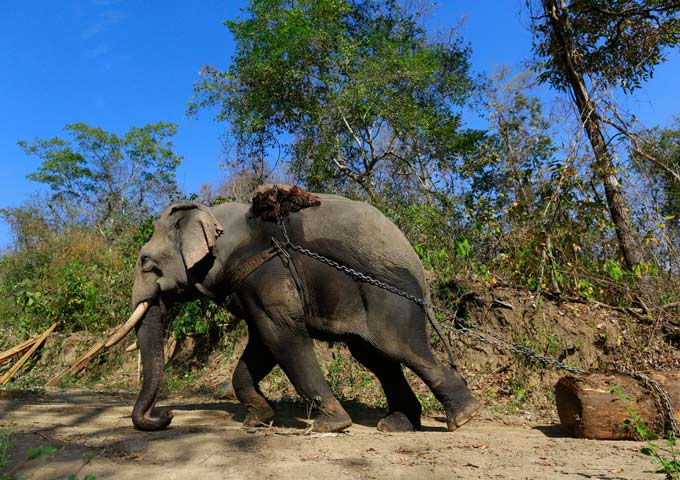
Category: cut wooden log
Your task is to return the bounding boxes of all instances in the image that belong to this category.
[555,371,680,440]
[0,336,41,365]
[0,323,57,385]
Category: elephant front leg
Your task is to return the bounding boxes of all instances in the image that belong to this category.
[268,332,352,433]
[232,331,277,427]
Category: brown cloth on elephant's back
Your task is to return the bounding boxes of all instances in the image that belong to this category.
[250,184,321,222]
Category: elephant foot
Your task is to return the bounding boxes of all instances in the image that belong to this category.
[243,402,276,427]
[377,412,417,433]
[312,397,352,433]
[446,397,481,432]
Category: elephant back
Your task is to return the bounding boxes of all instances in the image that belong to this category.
[291,194,427,296]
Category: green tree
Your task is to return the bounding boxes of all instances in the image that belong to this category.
[16,122,182,236]
[529,0,680,270]
[634,120,680,225]
[632,119,680,268]
[190,0,482,205]
[465,70,556,231]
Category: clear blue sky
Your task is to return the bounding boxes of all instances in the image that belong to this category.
[1,1,678,249]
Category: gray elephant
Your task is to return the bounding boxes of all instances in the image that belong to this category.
[118,188,480,433]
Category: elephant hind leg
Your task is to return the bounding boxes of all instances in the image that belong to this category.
[347,340,421,431]
[365,299,480,432]
[402,351,480,431]
[233,329,277,427]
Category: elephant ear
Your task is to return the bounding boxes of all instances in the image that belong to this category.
[169,204,224,270]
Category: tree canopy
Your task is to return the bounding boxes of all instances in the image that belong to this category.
[529,0,680,270]
[190,0,483,205]
[532,0,680,93]
[15,122,181,236]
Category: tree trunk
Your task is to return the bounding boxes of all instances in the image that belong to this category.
[542,0,645,269]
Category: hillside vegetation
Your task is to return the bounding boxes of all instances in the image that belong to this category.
[1,1,679,411]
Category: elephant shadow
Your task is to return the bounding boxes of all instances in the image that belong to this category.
[163,398,448,432]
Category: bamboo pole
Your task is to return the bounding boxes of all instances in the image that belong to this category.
[0,336,41,365]
[0,323,57,385]
[46,323,124,386]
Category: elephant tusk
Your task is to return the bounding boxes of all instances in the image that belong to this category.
[105,301,150,348]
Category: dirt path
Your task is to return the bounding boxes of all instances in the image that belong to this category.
[0,390,661,479]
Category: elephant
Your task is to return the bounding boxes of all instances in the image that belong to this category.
[119,187,481,433]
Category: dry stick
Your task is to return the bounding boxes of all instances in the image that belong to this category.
[0,336,41,365]
[0,323,57,385]
[46,323,124,386]
[163,332,177,363]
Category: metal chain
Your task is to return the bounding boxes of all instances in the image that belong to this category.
[276,223,677,433]
[440,318,587,376]
[632,372,680,437]
[279,223,584,374]
[280,225,429,309]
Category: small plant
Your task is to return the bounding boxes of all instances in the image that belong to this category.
[1,445,57,480]
[306,395,324,421]
[504,386,529,416]
[613,386,680,479]
[416,391,438,414]
[625,412,680,479]
[67,452,96,480]
[0,422,12,472]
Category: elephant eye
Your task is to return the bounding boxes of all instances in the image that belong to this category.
[140,255,156,272]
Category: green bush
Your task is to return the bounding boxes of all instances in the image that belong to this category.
[0,225,144,337]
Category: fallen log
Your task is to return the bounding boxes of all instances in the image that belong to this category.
[0,323,57,385]
[555,371,680,440]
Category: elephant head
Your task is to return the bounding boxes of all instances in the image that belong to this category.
[118,204,223,430]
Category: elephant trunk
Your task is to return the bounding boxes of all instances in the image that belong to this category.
[132,300,173,431]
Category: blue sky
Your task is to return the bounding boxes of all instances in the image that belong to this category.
[1,1,678,249]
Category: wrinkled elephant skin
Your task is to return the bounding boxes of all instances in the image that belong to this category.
[129,194,480,433]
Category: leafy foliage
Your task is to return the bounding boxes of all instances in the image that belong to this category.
[531,0,680,94]
[529,0,680,271]
[633,119,680,229]
[0,225,144,336]
[191,0,482,205]
[0,122,182,337]
[16,122,181,236]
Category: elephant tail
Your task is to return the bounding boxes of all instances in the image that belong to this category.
[424,291,457,368]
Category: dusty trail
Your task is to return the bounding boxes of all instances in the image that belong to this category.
[0,390,659,479]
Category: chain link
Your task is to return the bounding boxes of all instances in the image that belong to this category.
[632,372,680,437]
[281,228,585,374]
[440,318,587,376]
[276,224,678,434]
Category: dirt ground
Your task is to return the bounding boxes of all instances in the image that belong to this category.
[0,389,662,480]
